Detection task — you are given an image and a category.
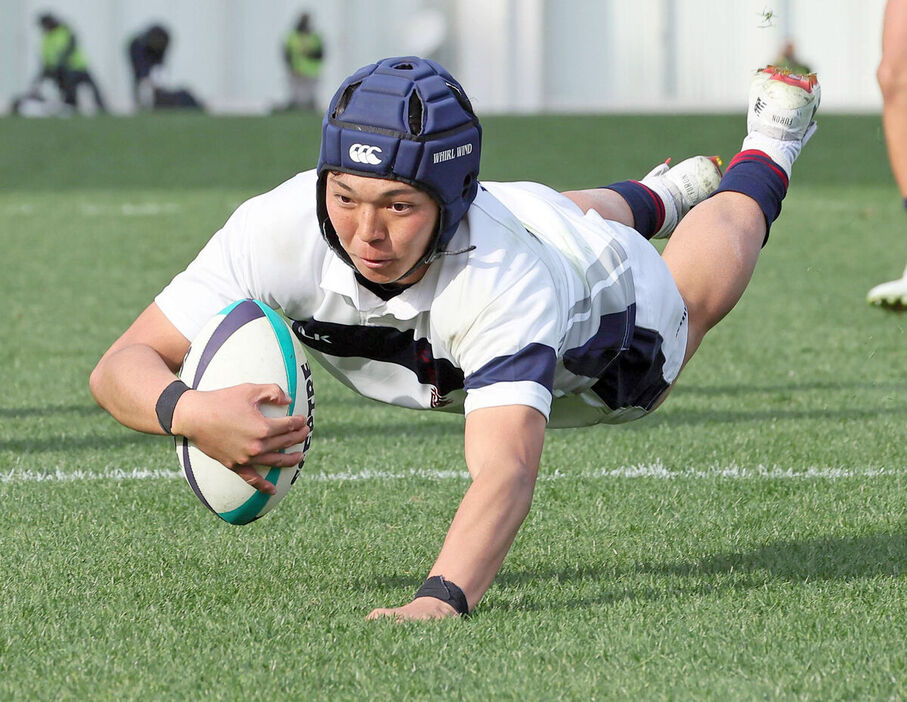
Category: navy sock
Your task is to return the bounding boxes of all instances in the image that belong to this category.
[603,180,665,239]
[710,149,789,246]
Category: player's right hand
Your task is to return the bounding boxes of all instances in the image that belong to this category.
[171,383,310,494]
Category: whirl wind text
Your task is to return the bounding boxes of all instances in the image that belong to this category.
[433,143,473,164]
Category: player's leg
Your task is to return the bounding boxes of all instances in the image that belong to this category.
[878,0,907,198]
[562,187,634,226]
[86,73,107,112]
[562,156,722,237]
[661,191,765,360]
[59,70,79,107]
[868,0,907,310]
[662,67,820,362]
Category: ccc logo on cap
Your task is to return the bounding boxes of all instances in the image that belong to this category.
[349,144,383,165]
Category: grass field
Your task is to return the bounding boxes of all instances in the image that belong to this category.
[1,111,905,701]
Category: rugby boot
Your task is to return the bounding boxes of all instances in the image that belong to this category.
[742,65,821,175]
[642,155,724,239]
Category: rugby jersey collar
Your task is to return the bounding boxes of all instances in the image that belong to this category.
[320,252,441,319]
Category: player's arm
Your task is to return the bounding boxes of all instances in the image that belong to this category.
[367,403,546,620]
[90,302,193,433]
[89,302,308,491]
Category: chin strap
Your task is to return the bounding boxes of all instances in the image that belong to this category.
[428,244,476,261]
[386,243,476,285]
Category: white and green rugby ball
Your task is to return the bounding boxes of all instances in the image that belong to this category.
[176,299,314,525]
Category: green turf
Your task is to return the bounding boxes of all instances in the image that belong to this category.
[0,113,904,701]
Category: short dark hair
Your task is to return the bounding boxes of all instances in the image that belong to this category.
[38,13,59,31]
[146,24,170,52]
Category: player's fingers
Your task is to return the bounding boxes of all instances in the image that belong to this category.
[279,426,310,450]
[366,608,393,620]
[256,425,308,457]
[229,424,304,463]
[250,450,304,468]
[232,465,278,495]
[250,383,292,406]
[264,414,310,438]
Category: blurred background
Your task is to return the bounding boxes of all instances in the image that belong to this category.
[0,0,886,116]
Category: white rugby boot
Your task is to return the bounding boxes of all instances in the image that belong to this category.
[642,155,724,239]
[742,65,821,176]
[867,265,907,311]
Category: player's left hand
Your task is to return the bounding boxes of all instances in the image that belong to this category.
[366,598,460,621]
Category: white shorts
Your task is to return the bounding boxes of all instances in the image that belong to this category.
[547,218,689,428]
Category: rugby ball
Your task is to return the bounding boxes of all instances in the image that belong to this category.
[176,299,314,525]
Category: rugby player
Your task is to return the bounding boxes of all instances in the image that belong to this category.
[91,57,820,620]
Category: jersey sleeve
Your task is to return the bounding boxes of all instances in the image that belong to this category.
[436,250,563,421]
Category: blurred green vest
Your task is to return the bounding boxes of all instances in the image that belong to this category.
[42,25,88,71]
[285,30,323,77]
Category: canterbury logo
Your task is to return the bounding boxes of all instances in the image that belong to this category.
[349,144,383,165]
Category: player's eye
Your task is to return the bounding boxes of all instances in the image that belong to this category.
[390,202,412,213]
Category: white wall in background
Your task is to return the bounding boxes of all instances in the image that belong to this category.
[0,0,885,115]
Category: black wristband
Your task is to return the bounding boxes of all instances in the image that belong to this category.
[414,575,469,615]
[155,379,190,435]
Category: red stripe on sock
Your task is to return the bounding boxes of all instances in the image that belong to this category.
[631,180,666,232]
[728,150,789,187]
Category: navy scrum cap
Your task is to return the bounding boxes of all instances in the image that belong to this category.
[317,56,482,277]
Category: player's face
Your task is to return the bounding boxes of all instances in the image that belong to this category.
[325,172,440,285]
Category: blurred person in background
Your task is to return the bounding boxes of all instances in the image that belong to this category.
[127,24,204,111]
[128,24,170,110]
[867,0,907,310]
[772,38,812,76]
[28,12,106,114]
[281,12,324,110]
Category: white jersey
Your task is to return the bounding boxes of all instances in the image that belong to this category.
[156,170,687,427]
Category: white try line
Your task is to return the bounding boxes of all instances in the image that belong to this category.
[1,202,182,217]
[79,202,182,217]
[0,463,902,484]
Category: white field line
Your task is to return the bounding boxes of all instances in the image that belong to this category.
[1,202,181,217]
[79,202,182,217]
[1,463,902,484]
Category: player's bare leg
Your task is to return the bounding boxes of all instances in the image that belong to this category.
[563,187,634,225]
[662,66,820,363]
[878,0,907,202]
[563,155,723,238]
[868,0,907,310]
[661,192,765,359]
